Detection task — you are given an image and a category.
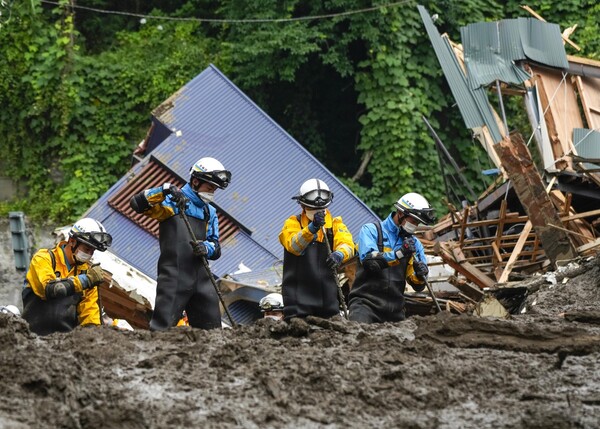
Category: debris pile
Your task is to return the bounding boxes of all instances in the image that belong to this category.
[407,5,600,318]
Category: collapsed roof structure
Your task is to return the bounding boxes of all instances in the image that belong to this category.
[413,5,600,314]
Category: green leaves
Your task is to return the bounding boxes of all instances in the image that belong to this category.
[1,0,599,223]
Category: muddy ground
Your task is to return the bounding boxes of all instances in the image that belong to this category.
[1,218,600,428]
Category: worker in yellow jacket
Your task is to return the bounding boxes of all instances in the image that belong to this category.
[279,179,354,320]
[22,218,112,335]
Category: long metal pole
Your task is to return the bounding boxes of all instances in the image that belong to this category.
[412,232,442,314]
[322,226,349,319]
[178,202,237,327]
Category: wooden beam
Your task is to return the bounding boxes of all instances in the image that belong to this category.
[494,133,578,266]
[436,242,496,289]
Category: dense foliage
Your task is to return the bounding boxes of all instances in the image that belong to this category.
[1,0,598,222]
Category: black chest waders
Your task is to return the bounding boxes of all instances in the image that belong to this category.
[281,215,340,320]
[22,249,82,335]
[348,222,409,323]
[177,203,236,328]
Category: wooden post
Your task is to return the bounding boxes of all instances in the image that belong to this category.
[493,133,578,267]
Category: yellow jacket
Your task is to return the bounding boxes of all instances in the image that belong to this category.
[25,242,101,326]
[279,210,354,262]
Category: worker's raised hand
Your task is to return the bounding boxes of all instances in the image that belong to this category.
[190,240,209,257]
[86,264,105,288]
[312,210,326,228]
[326,251,344,270]
[413,261,429,279]
[163,183,188,207]
[395,236,416,260]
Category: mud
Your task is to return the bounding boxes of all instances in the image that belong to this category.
[1,217,600,428]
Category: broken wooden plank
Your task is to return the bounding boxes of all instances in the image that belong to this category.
[577,237,600,254]
[497,221,533,283]
[436,241,496,289]
[550,190,596,246]
[493,133,578,266]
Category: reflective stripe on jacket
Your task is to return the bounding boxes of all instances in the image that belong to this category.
[279,210,354,261]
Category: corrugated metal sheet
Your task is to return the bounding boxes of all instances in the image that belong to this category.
[461,20,531,89]
[519,18,568,70]
[460,18,568,90]
[418,5,504,143]
[148,64,381,259]
[222,300,263,326]
[573,128,600,170]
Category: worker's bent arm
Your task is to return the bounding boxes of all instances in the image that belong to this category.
[279,215,315,256]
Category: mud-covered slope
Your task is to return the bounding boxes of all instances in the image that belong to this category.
[1,256,600,429]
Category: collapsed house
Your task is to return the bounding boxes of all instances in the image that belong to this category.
[411,5,600,315]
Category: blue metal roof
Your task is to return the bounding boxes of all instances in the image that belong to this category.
[149,64,380,258]
[84,65,379,280]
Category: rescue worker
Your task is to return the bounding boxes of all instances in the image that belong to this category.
[348,192,435,324]
[22,218,112,335]
[259,293,284,321]
[279,178,354,320]
[129,157,231,330]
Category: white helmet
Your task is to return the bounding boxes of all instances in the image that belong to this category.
[190,157,231,189]
[69,218,113,251]
[259,293,284,312]
[292,179,333,209]
[0,305,21,316]
[394,193,436,225]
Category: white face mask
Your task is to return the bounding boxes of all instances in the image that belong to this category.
[402,221,418,235]
[198,192,215,203]
[305,208,319,221]
[264,313,284,321]
[74,249,93,263]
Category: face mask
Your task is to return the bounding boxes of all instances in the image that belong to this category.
[305,209,319,221]
[198,192,214,203]
[264,313,284,321]
[74,249,93,263]
[402,221,418,235]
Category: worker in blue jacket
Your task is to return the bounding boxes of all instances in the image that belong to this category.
[348,192,435,324]
[130,157,231,330]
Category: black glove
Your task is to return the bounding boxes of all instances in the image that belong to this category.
[326,251,344,269]
[312,210,326,229]
[395,236,416,259]
[363,252,388,273]
[413,261,429,279]
[190,240,209,257]
[164,183,187,206]
[86,264,105,288]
